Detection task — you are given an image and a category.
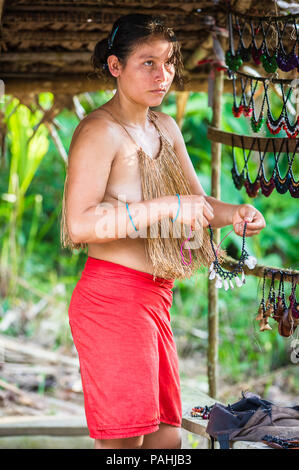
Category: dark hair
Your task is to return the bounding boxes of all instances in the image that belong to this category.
[90,14,188,90]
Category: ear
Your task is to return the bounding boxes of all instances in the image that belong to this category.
[107,55,122,78]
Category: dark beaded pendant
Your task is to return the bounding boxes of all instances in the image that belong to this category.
[232,105,244,118]
[276,44,299,73]
[289,168,299,198]
[231,164,245,190]
[244,174,261,198]
[261,51,278,73]
[260,165,275,197]
[251,44,263,65]
[274,168,291,194]
[240,43,251,62]
[251,115,265,132]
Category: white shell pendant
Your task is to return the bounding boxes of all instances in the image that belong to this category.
[209,262,214,273]
[235,276,243,287]
[209,270,216,280]
[215,277,223,288]
[244,256,257,270]
[223,279,229,291]
[229,279,234,289]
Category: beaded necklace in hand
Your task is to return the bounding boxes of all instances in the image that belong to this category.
[208,222,257,290]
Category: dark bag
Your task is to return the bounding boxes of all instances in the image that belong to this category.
[206,391,299,449]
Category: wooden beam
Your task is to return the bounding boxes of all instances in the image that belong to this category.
[1,29,205,44]
[4,2,213,14]
[2,74,234,95]
[207,126,299,153]
[0,52,91,63]
[0,333,79,368]
[221,256,299,284]
[2,8,214,26]
[0,0,4,25]
[0,415,88,437]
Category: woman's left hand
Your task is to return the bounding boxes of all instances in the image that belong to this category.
[232,204,266,237]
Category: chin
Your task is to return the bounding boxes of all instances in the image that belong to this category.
[148,93,165,103]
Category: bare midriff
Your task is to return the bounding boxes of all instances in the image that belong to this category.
[87,108,170,275]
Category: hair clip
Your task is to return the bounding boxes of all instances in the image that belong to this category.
[108,25,119,50]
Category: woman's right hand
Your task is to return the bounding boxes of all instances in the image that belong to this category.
[169,194,214,230]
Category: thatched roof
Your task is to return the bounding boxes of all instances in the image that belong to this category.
[0,0,298,96]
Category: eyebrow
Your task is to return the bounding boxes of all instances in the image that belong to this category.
[139,54,160,59]
[138,54,172,60]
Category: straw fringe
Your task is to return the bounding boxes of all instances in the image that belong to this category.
[138,111,226,281]
[60,109,226,279]
[60,170,87,251]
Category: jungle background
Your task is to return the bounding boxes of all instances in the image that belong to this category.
[0,88,298,448]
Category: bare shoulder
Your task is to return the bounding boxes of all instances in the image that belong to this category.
[68,107,122,160]
[72,107,121,141]
[151,110,180,146]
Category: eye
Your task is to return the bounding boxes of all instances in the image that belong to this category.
[144,60,153,66]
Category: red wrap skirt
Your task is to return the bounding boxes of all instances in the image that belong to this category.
[68,256,182,440]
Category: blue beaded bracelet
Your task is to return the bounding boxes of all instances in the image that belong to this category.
[171,193,180,223]
[127,194,180,231]
[126,202,138,232]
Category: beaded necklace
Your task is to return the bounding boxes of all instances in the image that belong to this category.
[208,222,257,290]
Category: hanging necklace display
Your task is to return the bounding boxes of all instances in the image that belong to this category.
[277,273,298,337]
[230,70,299,138]
[272,140,299,197]
[275,16,299,72]
[256,270,299,336]
[249,77,267,133]
[256,270,274,331]
[273,271,288,324]
[264,81,299,138]
[231,72,254,118]
[225,10,299,74]
[208,222,257,290]
[230,134,299,198]
[289,275,299,324]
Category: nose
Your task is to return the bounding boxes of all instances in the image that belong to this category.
[155,64,167,82]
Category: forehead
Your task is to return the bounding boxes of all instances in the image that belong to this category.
[132,38,174,59]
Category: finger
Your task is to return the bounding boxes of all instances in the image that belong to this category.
[242,220,265,231]
[200,215,209,228]
[245,229,262,236]
[240,207,257,222]
[203,204,214,222]
[204,199,214,213]
[191,216,207,230]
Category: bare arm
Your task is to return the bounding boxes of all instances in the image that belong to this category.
[161,113,242,229]
[65,115,178,244]
[163,112,266,234]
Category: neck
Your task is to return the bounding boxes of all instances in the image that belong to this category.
[108,92,150,130]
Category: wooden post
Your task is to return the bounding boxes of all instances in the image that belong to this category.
[207,62,224,399]
[175,91,189,129]
[0,0,4,24]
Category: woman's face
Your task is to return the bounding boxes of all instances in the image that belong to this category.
[112,38,176,106]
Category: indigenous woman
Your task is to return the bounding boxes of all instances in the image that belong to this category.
[61,13,266,449]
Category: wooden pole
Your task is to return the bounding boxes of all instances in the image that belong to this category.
[0,0,4,24]
[207,62,224,400]
[175,91,190,130]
